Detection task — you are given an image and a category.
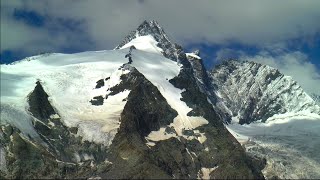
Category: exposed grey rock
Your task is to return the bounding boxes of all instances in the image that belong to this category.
[209,60,320,124]
[186,52,218,104]
[311,93,320,105]
[168,67,265,179]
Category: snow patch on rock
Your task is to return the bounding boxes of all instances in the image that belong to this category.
[186,53,201,60]
[197,166,218,179]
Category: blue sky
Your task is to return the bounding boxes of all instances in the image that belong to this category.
[1,0,320,95]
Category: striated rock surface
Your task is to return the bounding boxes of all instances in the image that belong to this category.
[209,60,320,124]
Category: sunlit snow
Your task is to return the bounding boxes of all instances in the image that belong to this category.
[186,53,201,59]
[1,35,209,146]
[120,35,163,54]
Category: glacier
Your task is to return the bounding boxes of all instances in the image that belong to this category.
[0,35,209,147]
[226,108,320,179]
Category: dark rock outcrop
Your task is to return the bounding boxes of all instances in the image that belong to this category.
[186,52,218,104]
[108,65,178,136]
[95,79,105,89]
[28,81,56,122]
[90,95,104,106]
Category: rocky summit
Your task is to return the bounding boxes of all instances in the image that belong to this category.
[1,20,320,179]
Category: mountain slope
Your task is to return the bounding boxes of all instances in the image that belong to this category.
[0,21,264,179]
[209,60,320,124]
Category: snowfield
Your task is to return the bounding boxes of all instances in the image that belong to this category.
[1,35,209,146]
[226,112,320,179]
[1,50,129,146]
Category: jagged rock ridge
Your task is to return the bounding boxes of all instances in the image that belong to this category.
[209,60,320,124]
[186,51,218,106]
[115,20,187,63]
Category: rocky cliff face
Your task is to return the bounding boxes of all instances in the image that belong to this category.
[104,64,263,179]
[209,60,320,124]
[186,51,213,94]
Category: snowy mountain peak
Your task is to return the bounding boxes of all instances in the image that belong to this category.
[210,60,320,124]
[192,49,200,56]
[118,35,164,54]
[115,20,185,62]
[116,20,170,47]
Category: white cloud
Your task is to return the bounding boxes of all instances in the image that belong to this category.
[243,51,320,96]
[0,1,94,55]
[215,48,246,63]
[1,0,320,54]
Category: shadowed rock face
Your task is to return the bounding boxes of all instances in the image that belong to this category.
[168,66,265,179]
[186,53,218,106]
[101,65,264,179]
[108,65,178,136]
[99,65,179,179]
[28,81,56,122]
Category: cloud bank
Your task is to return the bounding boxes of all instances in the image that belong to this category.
[2,0,320,54]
